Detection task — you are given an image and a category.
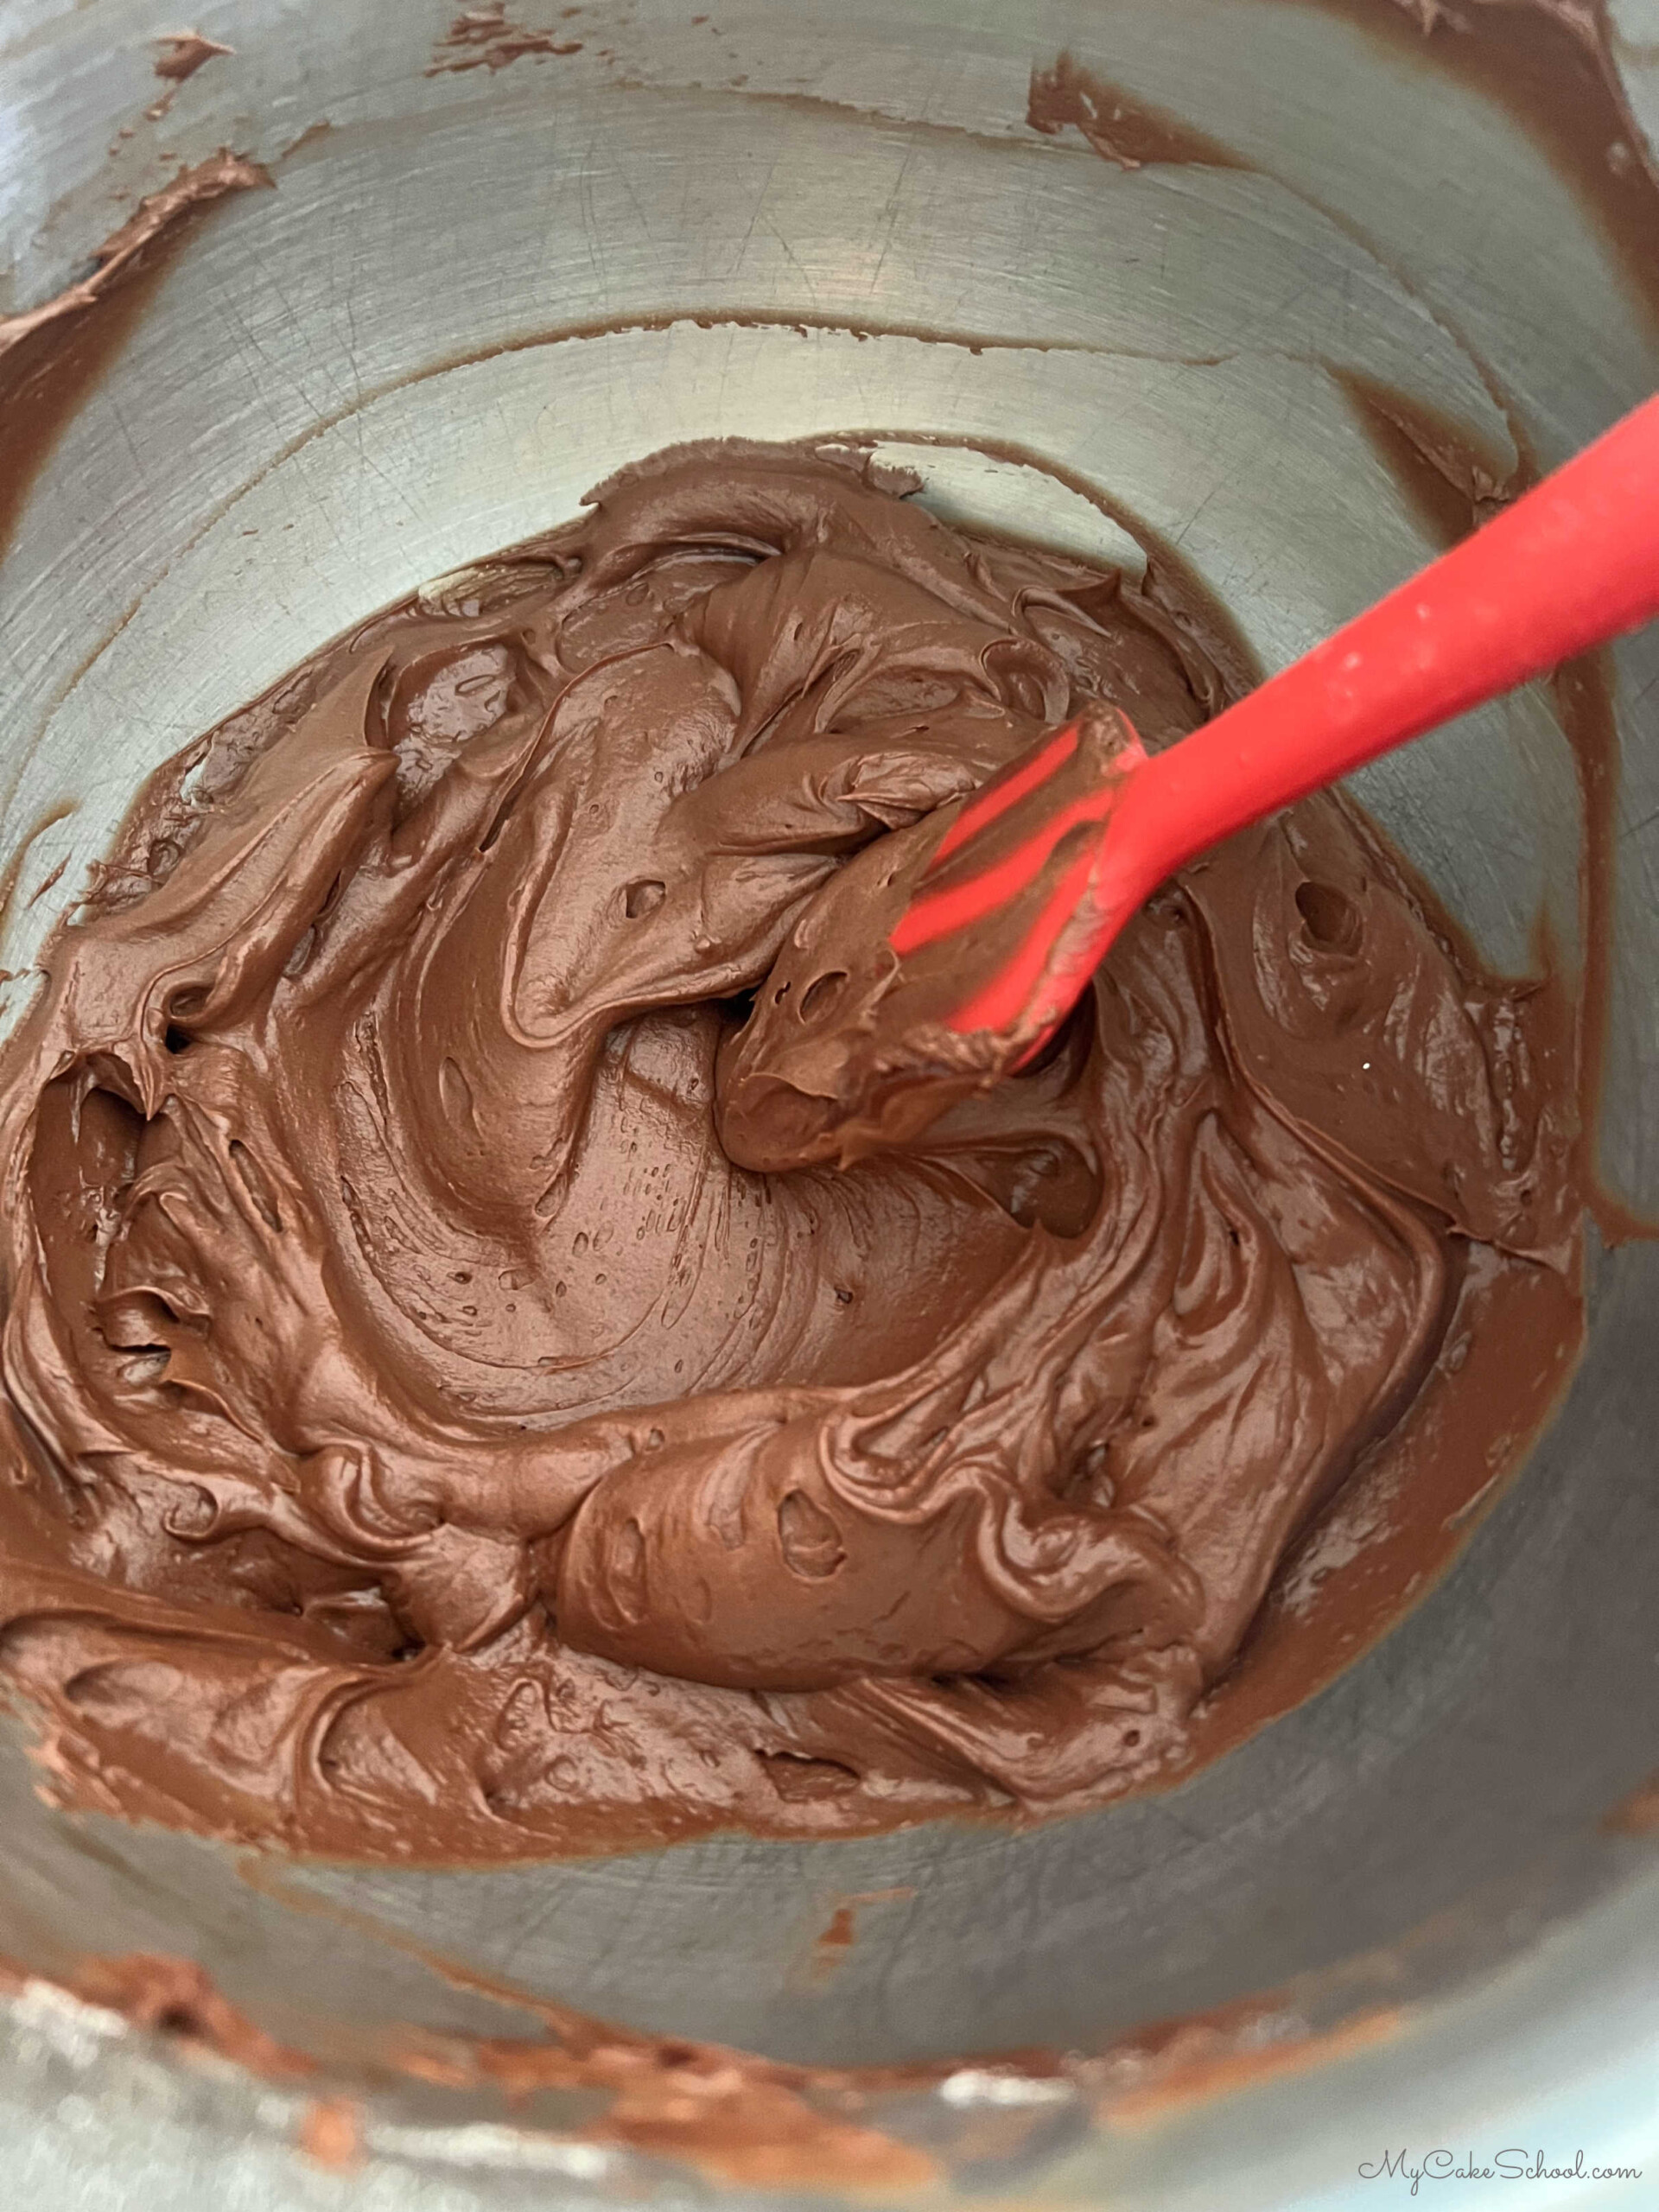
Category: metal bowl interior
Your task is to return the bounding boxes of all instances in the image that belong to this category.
[2,2,1658,2203]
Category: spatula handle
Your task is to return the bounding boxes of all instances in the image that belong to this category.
[1114,391,1659,894]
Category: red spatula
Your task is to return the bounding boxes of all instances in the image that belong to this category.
[715,396,1659,1175]
[896,391,1659,1067]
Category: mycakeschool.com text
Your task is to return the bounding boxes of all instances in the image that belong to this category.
[1359,2150,1643,2194]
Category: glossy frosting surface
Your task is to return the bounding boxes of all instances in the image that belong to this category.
[0,443,1580,1854]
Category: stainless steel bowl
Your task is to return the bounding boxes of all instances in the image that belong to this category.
[3,2,1658,2203]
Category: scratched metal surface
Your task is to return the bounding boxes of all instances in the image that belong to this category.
[0,2,1656,2204]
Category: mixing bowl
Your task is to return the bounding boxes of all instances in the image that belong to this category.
[2,1,1657,2203]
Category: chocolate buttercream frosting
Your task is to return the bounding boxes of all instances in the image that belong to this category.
[0,442,1582,1855]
